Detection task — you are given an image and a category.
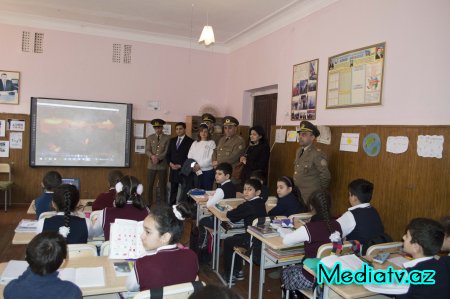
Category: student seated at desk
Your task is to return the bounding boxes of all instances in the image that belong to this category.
[222,179,266,283]
[268,176,308,217]
[199,162,236,229]
[390,218,449,298]
[37,184,92,244]
[336,178,386,254]
[280,190,342,291]
[127,203,198,291]
[4,232,82,299]
[35,171,62,219]
[92,175,149,241]
[236,170,269,202]
[92,170,123,211]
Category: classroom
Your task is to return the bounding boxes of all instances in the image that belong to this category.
[0,0,449,298]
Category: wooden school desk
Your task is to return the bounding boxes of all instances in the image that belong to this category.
[0,256,127,298]
[207,198,245,284]
[247,229,305,299]
[190,193,211,226]
[27,199,95,215]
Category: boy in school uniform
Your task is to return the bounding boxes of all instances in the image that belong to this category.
[35,171,62,219]
[198,162,236,228]
[4,232,82,299]
[336,178,385,253]
[222,178,267,283]
[92,170,123,211]
[440,216,450,271]
[395,218,449,298]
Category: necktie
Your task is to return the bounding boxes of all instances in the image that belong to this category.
[299,148,305,158]
[176,137,181,149]
[157,135,160,142]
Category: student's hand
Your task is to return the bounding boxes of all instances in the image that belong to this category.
[239,156,247,164]
[193,163,200,172]
[277,227,292,238]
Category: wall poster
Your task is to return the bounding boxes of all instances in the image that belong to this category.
[291,59,319,120]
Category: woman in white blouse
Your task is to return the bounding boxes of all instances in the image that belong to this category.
[187,123,216,190]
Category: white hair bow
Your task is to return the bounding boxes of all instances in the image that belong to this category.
[115,182,124,193]
[172,205,184,220]
[59,226,70,238]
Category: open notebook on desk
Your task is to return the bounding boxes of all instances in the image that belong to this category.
[0,260,105,288]
[109,219,146,259]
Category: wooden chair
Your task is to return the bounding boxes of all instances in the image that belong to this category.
[365,242,403,258]
[288,212,313,226]
[67,243,98,258]
[0,163,13,212]
[38,211,57,220]
[133,281,205,299]
[228,217,274,298]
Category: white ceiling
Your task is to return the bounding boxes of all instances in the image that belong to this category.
[0,0,338,52]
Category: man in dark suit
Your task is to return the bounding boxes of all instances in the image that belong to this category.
[0,73,15,91]
[166,122,193,205]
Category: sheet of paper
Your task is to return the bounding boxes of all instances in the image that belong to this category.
[145,123,154,137]
[0,120,5,137]
[387,256,409,268]
[275,129,286,143]
[386,136,409,154]
[339,133,359,152]
[134,138,146,154]
[316,126,331,145]
[8,119,25,131]
[417,135,444,158]
[0,141,10,158]
[163,124,171,135]
[133,123,144,138]
[286,131,298,142]
[9,132,22,149]
[0,260,28,283]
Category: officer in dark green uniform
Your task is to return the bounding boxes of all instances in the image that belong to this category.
[212,116,245,171]
[293,121,331,203]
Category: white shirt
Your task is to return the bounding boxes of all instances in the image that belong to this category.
[187,140,216,171]
[282,226,310,246]
[37,211,93,239]
[206,180,230,208]
[126,244,178,291]
[336,203,371,237]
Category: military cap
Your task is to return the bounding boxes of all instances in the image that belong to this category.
[202,113,216,123]
[223,116,239,126]
[297,120,320,137]
[150,119,165,127]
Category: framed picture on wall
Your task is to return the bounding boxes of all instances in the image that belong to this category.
[0,70,20,105]
[291,59,319,120]
[326,42,385,108]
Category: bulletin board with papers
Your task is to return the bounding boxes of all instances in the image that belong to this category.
[326,42,385,108]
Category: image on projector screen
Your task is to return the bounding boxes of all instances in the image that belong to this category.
[32,98,131,167]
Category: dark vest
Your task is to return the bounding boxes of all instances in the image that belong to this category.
[43,215,88,244]
[347,206,384,248]
[135,247,198,291]
[304,219,342,258]
[103,203,149,241]
[221,181,236,199]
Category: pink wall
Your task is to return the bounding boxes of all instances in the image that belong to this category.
[0,24,228,121]
[227,0,450,125]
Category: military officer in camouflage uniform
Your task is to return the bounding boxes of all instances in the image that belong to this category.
[293,120,331,203]
[146,119,170,206]
[212,116,245,175]
[201,113,221,145]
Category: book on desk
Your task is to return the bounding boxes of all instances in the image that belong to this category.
[14,219,38,233]
[247,224,280,238]
[265,245,305,262]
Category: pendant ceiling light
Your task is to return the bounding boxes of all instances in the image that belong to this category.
[198,11,215,46]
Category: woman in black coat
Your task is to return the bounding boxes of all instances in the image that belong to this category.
[239,125,270,182]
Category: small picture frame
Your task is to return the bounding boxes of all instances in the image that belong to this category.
[0,70,20,105]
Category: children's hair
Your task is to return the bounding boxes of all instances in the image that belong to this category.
[348,178,374,203]
[308,190,333,234]
[250,170,266,185]
[43,171,62,191]
[441,216,450,236]
[26,231,67,275]
[406,218,445,256]
[188,284,241,299]
[216,162,233,177]
[244,178,262,192]
[277,176,307,211]
[149,203,192,244]
[108,170,123,187]
[53,184,80,231]
[115,175,146,210]
[196,125,211,141]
